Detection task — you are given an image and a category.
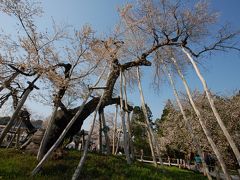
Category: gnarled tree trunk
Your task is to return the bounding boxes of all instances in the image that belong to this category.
[32,90,94,175]
[33,56,150,167]
[38,63,71,161]
[32,67,107,175]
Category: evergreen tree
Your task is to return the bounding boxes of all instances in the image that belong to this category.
[131,105,153,156]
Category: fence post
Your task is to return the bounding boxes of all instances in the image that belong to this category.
[140,149,143,162]
[183,160,186,168]
[15,128,21,148]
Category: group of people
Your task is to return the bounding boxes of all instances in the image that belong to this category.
[194,151,216,172]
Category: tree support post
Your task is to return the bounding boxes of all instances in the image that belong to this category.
[164,64,212,180]
[172,57,231,180]
[119,70,131,164]
[112,105,118,154]
[182,47,240,174]
[71,92,105,180]
[137,66,163,166]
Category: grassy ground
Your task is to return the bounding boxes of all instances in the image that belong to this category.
[0,149,207,180]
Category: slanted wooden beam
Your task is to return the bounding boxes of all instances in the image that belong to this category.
[89,86,107,90]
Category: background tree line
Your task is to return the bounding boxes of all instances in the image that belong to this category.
[155,90,240,169]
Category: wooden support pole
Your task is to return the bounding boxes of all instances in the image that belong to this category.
[171,57,230,180]
[112,105,118,154]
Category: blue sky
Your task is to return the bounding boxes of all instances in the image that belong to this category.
[0,0,239,127]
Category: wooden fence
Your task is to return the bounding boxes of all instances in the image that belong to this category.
[135,155,240,180]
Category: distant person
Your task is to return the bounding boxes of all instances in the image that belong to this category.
[187,151,194,169]
[73,135,80,149]
[203,151,215,172]
[204,151,211,171]
[190,152,194,163]
[20,108,36,134]
[194,154,201,171]
[92,144,97,152]
[209,155,216,172]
